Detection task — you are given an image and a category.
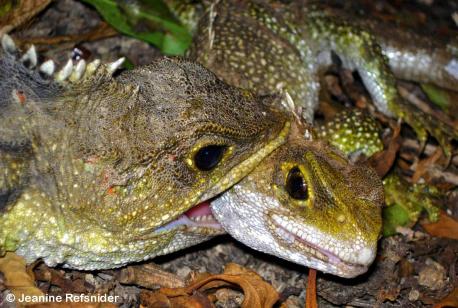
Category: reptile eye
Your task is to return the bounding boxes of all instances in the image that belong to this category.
[286,167,308,200]
[194,145,227,171]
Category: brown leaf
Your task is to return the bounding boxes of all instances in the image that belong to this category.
[420,211,458,240]
[0,0,51,35]
[0,252,44,301]
[34,263,89,294]
[305,268,317,308]
[151,263,279,308]
[369,120,401,177]
[29,303,117,308]
[433,287,458,308]
[14,22,118,48]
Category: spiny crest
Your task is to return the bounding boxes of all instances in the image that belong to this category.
[1,34,125,85]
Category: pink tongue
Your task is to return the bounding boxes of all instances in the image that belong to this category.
[185,201,212,218]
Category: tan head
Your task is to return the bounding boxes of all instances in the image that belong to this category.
[211,132,384,278]
[0,56,290,269]
[75,58,290,233]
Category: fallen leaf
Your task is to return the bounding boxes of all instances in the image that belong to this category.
[14,22,118,48]
[421,211,458,240]
[140,289,213,308]
[33,263,89,294]
[29,303,117,308]
[147,263,279,308]
[0,252,44,301]
[0,0,51,35]
[118,263,185,289]
[369,120,401,178]
[433,287,458,308]
[412,147,443,183]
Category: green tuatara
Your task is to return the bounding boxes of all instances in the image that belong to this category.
[0,35,290,269]
[165,0,456,277]
[211,120,384,278]
[180,0,457,153]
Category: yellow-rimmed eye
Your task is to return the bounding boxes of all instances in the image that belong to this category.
[285,167,308,200]
[193,145,227,171]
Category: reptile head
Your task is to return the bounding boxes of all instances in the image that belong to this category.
[211,126,384,278]
[81,58,290,231]
[0,52,290,269]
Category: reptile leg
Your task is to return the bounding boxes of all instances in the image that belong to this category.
[301,8,457,156]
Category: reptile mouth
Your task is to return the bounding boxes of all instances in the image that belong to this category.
[269,214,368,276]
[154,201,222,234]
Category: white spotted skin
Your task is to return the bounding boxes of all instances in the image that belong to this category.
[1,189,221,270]
[208,133,384,278]
[211,183,374,278]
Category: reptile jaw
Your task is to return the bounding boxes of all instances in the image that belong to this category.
[269,213,373,277]
[154,201,222,234]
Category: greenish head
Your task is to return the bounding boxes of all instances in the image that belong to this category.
[0,55,290,269]
[211,125,384,278]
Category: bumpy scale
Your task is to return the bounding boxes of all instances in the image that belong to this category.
[211,121,384,278]
[165,0,456,277]
[184,0,457,154]
[0,35,290,269]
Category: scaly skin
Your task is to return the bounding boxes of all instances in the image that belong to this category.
[166,0,454,277]
[317,109,440,226]
[179,0,457,154]
[211,122,384,278]
[0,41,290,269]
[211,109,441,277]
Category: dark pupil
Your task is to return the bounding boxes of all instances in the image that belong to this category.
[286,167,308,200]
[194,145,226,171]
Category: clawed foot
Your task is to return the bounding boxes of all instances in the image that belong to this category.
[390,95,457,160]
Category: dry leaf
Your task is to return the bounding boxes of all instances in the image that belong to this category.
[141,289,213,308]
[118,263,185,289]
[0,0,51,35]
[147,263,279,308]
[15,22,118,48]
[433,287,458,308]
[29,303,117,308]
[0,252,44,301]
[0,254,117,307]
[421,211,458,240]
[369,121,401,177]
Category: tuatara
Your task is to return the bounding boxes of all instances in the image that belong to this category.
[211,121,384,278]
[165,0,456,277]
[0,35,290,270]
[178,0,457,153]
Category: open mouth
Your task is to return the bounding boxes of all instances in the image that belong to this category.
[269,215,367,274]
[154,200,222,234]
